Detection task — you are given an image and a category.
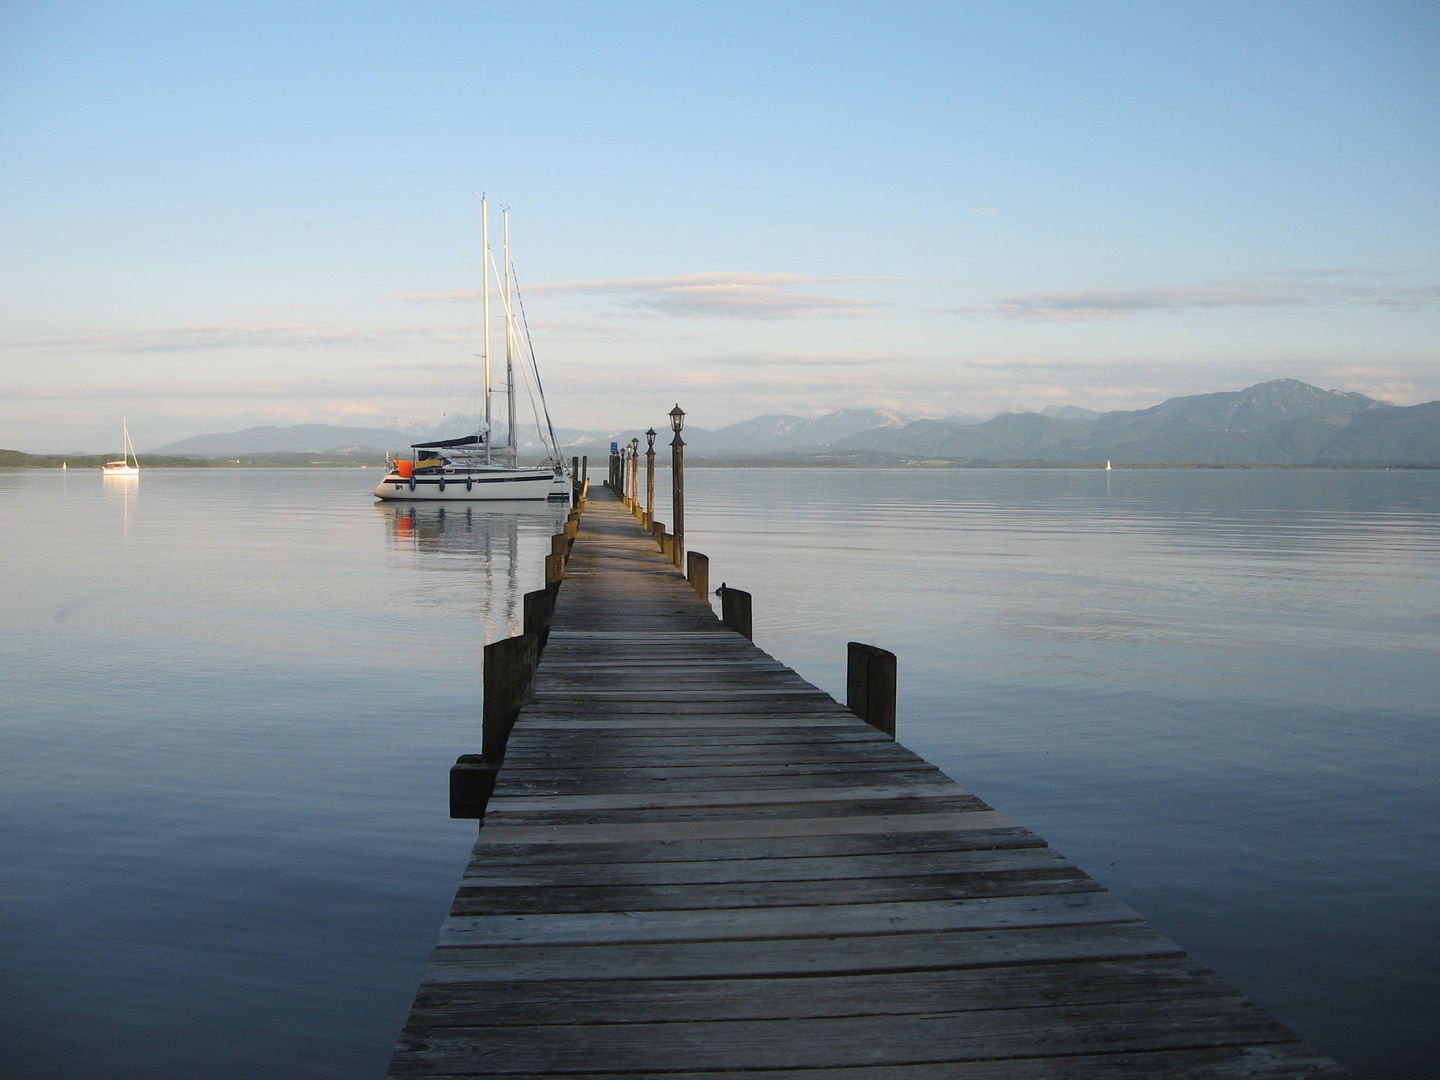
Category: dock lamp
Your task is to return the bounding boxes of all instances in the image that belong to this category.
[645,427,656,526]
[630,437,640,502]
[669,405,685,567]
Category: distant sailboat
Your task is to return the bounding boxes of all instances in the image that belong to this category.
[1105,460,1112,471]
[102,419,140,476]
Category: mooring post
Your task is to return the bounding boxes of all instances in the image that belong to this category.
[545,552,564,588]
[523,588,554,655]
[669,404,685,567]
[479,631,540,760]
[661,532,674,563]
[719,585,752,640]
[651,521,665,548]
[449,754,500,820]
[846,642,897,739]
[571,456,580,502]
[687,550,709,602]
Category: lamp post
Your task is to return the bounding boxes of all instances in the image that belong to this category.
[669,404,685,567]
[644,427,656,528]
[629,437,640,504]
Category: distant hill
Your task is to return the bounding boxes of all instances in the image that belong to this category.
[138,383,1438,467]
[835,380,1438,465]
[1041,404,1103,421]
[712,409,915,451]
[151,424,412,455]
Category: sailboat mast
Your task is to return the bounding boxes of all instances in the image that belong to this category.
[482,197,492,465]
[504,208,517,467]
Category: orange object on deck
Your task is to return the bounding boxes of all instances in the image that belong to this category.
[395,459,414,478]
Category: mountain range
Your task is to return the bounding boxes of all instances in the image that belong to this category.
[146,380,1440,466]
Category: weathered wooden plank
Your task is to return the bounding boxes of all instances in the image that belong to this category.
[450,867,1102,916]
[387,1043,1349,1080]
[459,845,1071,887]
[390,997,1304,1074]
[404,955,1234,1026]
[422,921,1184,983]
[461,827,1048,867]
[440,892,1137,946]
[477,809,1019,844]
[484,782,974,812]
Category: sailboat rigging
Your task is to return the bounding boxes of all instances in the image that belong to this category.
[373,200,568,502]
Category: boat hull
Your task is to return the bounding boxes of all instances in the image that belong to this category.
[373,468,566,502]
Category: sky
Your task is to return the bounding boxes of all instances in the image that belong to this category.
[1,1,1437,452]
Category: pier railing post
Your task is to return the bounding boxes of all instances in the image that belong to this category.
[686,550,709,602]
[846,642,897,739]
[719,585,752,640]
[645,427,656,530]
[669,404,685,567]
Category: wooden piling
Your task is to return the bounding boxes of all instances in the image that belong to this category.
[686,550,709,602]
[847,640,898,739]
[544,552,564,587]
[447,754,500,819]
[522,588,554,654]
[480,632,538,760]
[719,584,752,640]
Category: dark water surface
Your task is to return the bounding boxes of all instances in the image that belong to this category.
[1,467,1436,1077]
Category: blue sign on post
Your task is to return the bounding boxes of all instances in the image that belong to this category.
[610,442,618,454]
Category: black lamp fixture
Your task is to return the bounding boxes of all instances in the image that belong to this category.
[645,427,657,450]
[669,404,685,435]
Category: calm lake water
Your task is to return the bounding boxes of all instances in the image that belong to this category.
[2,467,1436,1078]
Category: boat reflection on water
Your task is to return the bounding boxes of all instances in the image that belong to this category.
[376,501,568,640]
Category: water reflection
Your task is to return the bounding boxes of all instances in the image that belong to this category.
[375,501,567,643]
[102,471,138,537]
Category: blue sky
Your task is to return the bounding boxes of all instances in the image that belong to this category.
[2,1,1437,451]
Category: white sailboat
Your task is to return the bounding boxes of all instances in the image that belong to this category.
[374,200,567,503]
[102,419,140,476]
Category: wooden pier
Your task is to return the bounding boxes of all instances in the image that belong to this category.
[387,488,1348,1078]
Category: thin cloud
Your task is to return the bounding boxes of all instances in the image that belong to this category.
[949,277,1440,322]
[715,351,901,367]
[5,321,464,354]
[530,272,893,320]
[385,289,478,303]
[969,207,999,216]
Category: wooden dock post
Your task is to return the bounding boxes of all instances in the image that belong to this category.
[481,632,538,759]
[522,588,554,654]
[719,584,752,640]
[447,754,499,819]
[660,532,675,563]
[847,640,897,739]
[545,552,564,588]
[686,550,709,602]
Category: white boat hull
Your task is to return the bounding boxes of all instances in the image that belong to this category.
[373,467,567,502]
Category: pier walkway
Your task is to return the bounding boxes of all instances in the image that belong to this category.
[386,489,1347,1078]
